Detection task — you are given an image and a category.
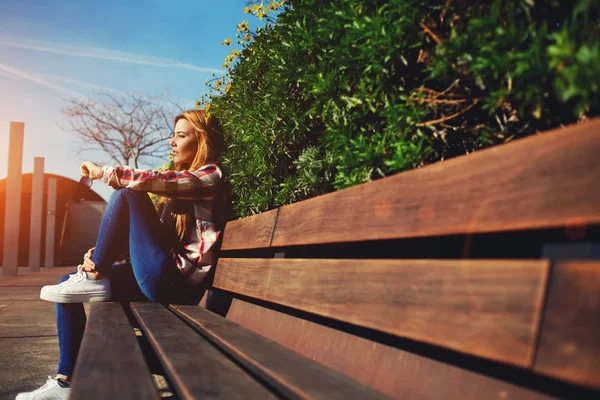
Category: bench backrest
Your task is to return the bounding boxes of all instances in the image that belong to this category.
[205,119,600,399]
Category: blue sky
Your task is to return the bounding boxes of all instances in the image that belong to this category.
[0,0,255,201]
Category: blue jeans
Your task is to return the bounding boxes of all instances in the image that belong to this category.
[56,188,194,376]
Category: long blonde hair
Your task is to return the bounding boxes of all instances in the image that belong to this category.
[160,109,224,240]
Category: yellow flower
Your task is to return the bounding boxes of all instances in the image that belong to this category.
[258,10,268,20]
[243,7,251,14]
[222,38,232,46]
[267,1,277,11]
[203,103,211,113]
[252,3,262,12]
[237,21,249,32]
[243,34,251,42]
[232,49,241,57]
[224,82,232,93]
[222,61,231,68]
[275,0,285,6]
[195,100,201,108]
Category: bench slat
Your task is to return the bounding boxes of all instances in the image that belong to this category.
[270,118,600,246]
[535,261,600,389]
[213,258,549,367]
[130,302,278,399]
[70,303,159,399]
[225,298,556,400]
[170,304,390,400]
[221,208,278,250]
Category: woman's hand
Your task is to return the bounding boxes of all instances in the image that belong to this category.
[84,247,95,260]
[80,161,101,180]
[82,247,96,272]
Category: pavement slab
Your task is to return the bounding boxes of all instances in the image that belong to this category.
[0,269,74,286]
[0,336,60,400]
[0,301,58,337]
[0,287,47,302]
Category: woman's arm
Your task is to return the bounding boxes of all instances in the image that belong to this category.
[98,163,222,200]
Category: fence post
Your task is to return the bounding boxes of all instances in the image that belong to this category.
[29,157,45,272]
[44,178,57,269]
[2,122,24,276]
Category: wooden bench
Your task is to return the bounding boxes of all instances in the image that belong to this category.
[70,119,600,399]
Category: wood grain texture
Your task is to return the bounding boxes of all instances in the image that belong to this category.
[213,258,550,367]
[225,299,555,400]
[130,302,277,400]
[271,119,600,246]
[534,261,600,389]
[221,208,278,250]
[70,303,159,400]
[170,304,389,400]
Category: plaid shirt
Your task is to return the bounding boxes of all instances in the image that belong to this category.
[98,163,224,287]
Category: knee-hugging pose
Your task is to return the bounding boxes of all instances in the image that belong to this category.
[17,109,227,400]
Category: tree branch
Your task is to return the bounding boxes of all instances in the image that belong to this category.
[61,91,179,169]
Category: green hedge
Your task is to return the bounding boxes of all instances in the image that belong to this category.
[205,0,599,219]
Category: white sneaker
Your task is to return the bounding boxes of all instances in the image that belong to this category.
[40,265,111,303]
[16,376,70,400]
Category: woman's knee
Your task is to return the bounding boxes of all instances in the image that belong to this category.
[109,187,131,202]
[109,188,150,204]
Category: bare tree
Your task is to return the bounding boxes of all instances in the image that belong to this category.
[61,91,183,168]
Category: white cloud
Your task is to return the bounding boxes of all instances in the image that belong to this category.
[0,63,85,98]
[0,63,128,99]
[38,73,128,96]
[0,38,226,74]
[0,68,21,80]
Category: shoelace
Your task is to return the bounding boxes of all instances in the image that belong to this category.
[57,265,86,288]
[30,376,58,394]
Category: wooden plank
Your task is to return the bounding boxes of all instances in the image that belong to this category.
[271,119,600,246]
[221,208,278,250]
[170,304,389,400]
[224,299,555,400]
[213,258,549,367]
[130,302,278,399]
[70,303,159,400]
[534,261,600,389]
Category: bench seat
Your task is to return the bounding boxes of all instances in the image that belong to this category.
[71,302,389,399]
[70,118,600,399]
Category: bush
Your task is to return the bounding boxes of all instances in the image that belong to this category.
[206,0,599,218]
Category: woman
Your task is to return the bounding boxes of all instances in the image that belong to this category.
[16,109,227,400]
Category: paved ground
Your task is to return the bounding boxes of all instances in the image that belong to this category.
[0,266,81,400]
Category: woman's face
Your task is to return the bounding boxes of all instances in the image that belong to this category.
[171,119,198,167]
